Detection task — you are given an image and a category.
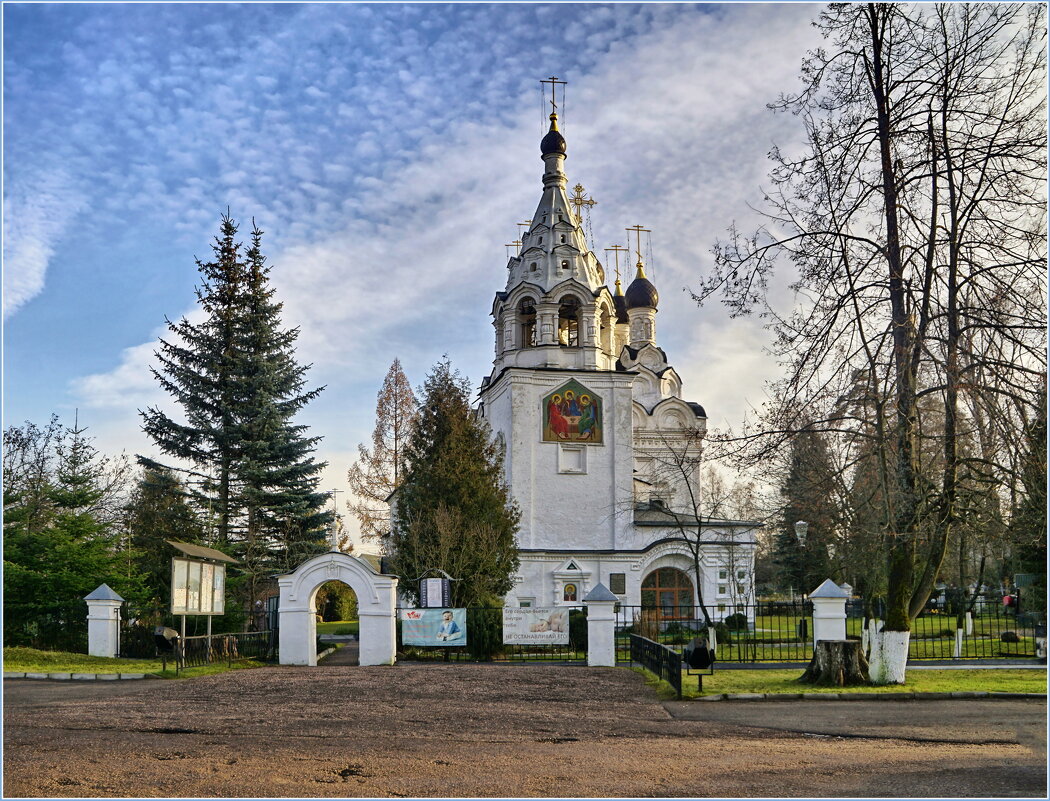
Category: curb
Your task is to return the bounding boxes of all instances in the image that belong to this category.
[688,691,1047,702]
[4,672,152,681]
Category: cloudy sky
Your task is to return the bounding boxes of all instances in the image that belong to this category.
[4,3,824,541]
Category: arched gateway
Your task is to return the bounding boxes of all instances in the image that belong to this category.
[276,552,398,666]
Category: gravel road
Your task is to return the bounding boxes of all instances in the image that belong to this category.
[4,664,1045,798]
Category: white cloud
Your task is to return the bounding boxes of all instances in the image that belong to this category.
[2,170,85,318]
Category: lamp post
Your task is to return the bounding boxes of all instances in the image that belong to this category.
[794,520,809,547]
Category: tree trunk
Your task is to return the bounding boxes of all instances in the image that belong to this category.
[799,640,870,686]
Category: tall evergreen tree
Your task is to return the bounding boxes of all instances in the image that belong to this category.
[347,358,418,544]
[140,215,331,591]
[124,466,205,608]
[775,427,838,596]
[388,359,519,607]
[1012,397,1047,616]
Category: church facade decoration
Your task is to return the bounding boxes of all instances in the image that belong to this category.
[542,379,602,443]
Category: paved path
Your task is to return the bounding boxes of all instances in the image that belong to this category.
[4,665,1046,798]
[318,641,359,666]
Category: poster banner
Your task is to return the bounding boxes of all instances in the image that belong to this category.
[400,608,467,646]
[502,607,570,645]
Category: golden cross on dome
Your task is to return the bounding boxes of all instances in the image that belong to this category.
[540,76,567,115]
[604,244,630,284]
[505,240,523,258]
[626,224,651,265]
[569,184,597,224]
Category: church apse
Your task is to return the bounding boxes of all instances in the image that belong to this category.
[542,379,602,444]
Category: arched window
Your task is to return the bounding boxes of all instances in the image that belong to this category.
[599,306,612,354]
[641,568,694,620]
[558,296,580,347]
[519,299,536,348]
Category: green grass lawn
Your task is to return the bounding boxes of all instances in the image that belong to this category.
[3,646,265,679]
[316,619,359,635]
[677,667,1047,698]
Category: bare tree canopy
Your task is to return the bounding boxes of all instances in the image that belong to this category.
[698,3,1046,682]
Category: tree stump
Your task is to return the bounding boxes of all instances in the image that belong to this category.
[799,640,870,686]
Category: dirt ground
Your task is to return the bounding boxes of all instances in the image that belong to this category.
[3,664,1046,798]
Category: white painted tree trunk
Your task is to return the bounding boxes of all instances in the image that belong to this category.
[707,626,717,658]
[964,611,973,635]
[953,628,964,659]
[868,629,910,684]
[863,618,881,660]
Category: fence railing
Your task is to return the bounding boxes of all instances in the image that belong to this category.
[395,606,587,663]
[616,602,815,664]
[629,634,683,698]
[120,604,279,665]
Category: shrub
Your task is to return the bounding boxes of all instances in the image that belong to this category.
[724,613,748,631]
[569,609,588,651]
[467,602,503,660]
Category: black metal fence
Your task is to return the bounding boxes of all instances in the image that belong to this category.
[629,634,683,698]
[395,606,587,664]
[615,602,815,664]
[908,594,1037,659]
[120,603,279,666]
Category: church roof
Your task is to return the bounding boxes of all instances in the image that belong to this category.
[540,113,566,156]
[624,261,659,309]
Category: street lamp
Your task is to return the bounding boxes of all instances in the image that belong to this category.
[794,520,808,547]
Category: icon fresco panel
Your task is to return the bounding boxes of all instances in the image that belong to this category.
[542,379,602,444]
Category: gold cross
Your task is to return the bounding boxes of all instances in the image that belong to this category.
[626,224,651,264]
[569,184,597,224]
[505,240,522,258]
[604,244,630,284]
[540,76,567,115]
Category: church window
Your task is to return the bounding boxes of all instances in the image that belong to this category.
[718,569,727,580]
[558,296,580,346]
[599,307,611,354]
[539,237,543,245]
[560,235,566,243]
[609,573,626,595]
[640,567,694,620]
[558,214,564,222]
[530,262,537,272]
[737,569,746,580]
[519,299,536,347]
[561,260,569,270]
[718,585,727,595]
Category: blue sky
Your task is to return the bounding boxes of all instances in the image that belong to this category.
[4,3,824,542]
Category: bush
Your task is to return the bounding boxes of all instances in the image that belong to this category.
[724,613,748,631]
[714,622,734,646]
[569,609,588,651]
[467,603,503,660]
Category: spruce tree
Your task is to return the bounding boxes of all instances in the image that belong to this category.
[388,359,519,607]
[124,466,205,609]
[774,427,838,596]
[140,214,331,589]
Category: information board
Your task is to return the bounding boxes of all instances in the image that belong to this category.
[502,607,570,645]
[170,557,226,615]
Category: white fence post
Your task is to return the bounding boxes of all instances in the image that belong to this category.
[84,584,124,658]
[809,578,848,645]
[583,583,618,667]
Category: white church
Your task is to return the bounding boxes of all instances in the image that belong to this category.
[478,109,758,619]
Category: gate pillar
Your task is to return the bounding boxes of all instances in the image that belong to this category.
[85,584,124,658]
[583,583,618,666]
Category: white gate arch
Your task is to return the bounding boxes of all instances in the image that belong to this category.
[276,552,398,666]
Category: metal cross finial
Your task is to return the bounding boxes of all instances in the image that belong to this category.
[569,184,597,225]
[505,240,522,258]
[540,76,567,115]
[605,244,630,284]
[626,224,652,264]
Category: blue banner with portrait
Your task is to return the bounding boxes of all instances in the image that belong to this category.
[400,608,468,646]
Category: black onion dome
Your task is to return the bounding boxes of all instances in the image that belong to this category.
[624,263,659,310]
[540,113,566,156]
[612,281,629,323]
